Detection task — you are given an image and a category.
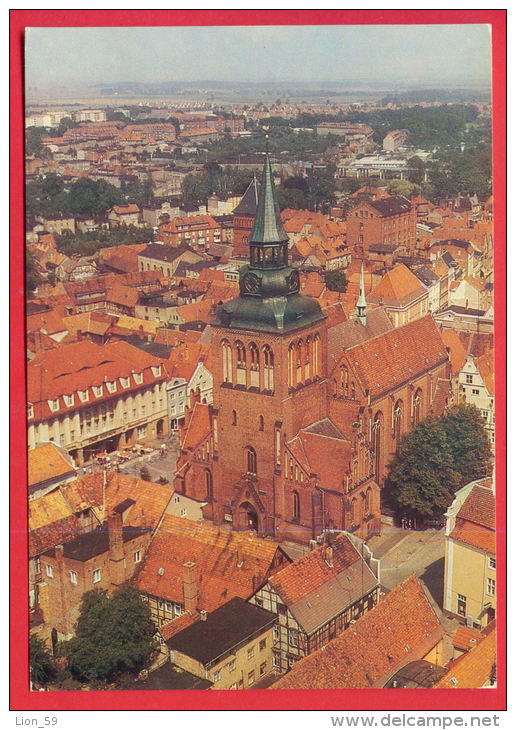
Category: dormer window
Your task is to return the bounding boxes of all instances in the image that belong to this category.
[48,398,60,412]
[92,385,103,398]
[120,376,130,389]
[133,372,143,385]
[63,394,74,407]
[151,365,162,378]
[105,380,117,394]
[78,389,89,403]
[27,403,34,419]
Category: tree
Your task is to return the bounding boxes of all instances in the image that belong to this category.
[443,404,492,484]
[385,404,492,522]
[25,249,40,294]
[324,269,348,293]
[386,179,421,198]
[68,178,123,217]
[385,418,460,521]
[63,587,157,684]
[30,635,57,687]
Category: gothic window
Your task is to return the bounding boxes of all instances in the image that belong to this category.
[263,345,274,391]
[235,341,246,386]
[221,339,233,383]
[313,333,320,376]
[305,337,313,380]
[350,381,356,399]
[296,340,303,384]
[340,365,349,396]
[293,491,300,521]
[372,411,383,480]
[259,414,264,431]
[232,409,237,426]
[288,343,295,387]
[413,388,422,425]
[249,342,260,387]
[205,470,213,499]
[365,487,373,516]
[393,400,403,447]
[246,446,257,475]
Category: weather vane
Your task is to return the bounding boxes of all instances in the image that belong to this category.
[262,124,270,154]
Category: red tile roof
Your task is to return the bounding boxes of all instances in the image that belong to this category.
[369,264,427,307]
[434,630,496,688]
[134,514,288,612]
[452,625,485,652]
[29,515,85,558]
[345,315,448,399]
[450,485,495,554]
[272,575,444,689]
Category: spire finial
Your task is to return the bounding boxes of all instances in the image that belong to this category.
[262,124,270,155]
[357,262,367,326]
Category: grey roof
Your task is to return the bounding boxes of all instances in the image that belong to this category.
[139,244,190,263]
[233,177,260,216]
[119,662,212,691]
[249,153,289,244]
[410,265,439,287]
[303,418,346,440]
[167,597,276,666]
[327,307,393,365]
[368,196,411,217]
[288,556,378,635]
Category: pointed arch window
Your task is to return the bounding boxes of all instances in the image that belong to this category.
[259,414,264,431]
[287,343,295,388]
[235,341,246,386]
[293,491,300,522]
[305,337,313,380]
[350,381,356,399]
[249,342,260,388]
[340,365,349,396]
[372,411,383,480]
[296,340,303,384]
[313,333,320,377]
[246,446,257,476]
[263,345,274,391]
[232,409,237,426]
[221,339,233,383]
[393,400,403,447]
[413,388,423,425]
[205,469,213,499]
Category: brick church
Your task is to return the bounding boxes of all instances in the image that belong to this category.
[174,150,451,544]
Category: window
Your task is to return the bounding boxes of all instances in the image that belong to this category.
[472,389,480,395]
[92,385,103,398]
[259,638,266,651]
[489,557,496,570]
[288,628,299,648]
[393,400,403,447]
[70,571,78,584]
[34,557,41,574]
[134,551,141,563]
[63,394,75,407]
[227,659,236,673]
[27,403,34,419]
[180,508,187,517]
[272,651,281,669]
[232,409,237,426]
[213,670,222,683]
[277,603,287,617]
[259,414,264,431]
[48,398,60,412]
[133,373,143,385]
[222,340,233,383]
[247,647,255,660]
[487,578,495,596]
[260,662,267,676]
[287,655,296,669]
[247,670,255,686]
[92,569,101,584]
[151,365,162,378]
[466,374,473,384]
[263,345,274,390]
[174,603,182,616]
[292,491,300,521]
[273,625,280,641]
[45,564,53,578]
[138,425,146,439]
[120,376,130,388]
[457,594,466,616]
[246,446,257,475]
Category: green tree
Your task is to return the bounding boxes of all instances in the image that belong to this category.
[324,269,348,293]
[68,178,123,217]
[64,587,156,685]
[30,634,57,686]
[25,249,40,294]
[386,179,421,198]
[385,418,460,521]
[442,403,492,484]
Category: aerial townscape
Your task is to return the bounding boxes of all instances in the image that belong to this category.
[25,72,496,693]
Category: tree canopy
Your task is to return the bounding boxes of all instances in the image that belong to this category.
[324,269,348,293]
[385,404,492,521]
[30,634,57,687]
[63,586,157,684]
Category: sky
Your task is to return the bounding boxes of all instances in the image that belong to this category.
[25,24,492,88]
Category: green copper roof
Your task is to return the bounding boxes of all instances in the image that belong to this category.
[249,153,289,244]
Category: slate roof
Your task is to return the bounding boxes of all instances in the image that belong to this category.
[166,597,276,665]
[272,575,444,690]
[233,177,260,216]
[368,196,412,217]
[44,523,149,562]
[139,244,193,263]
[119,662,212,691]
[249,153,289,244]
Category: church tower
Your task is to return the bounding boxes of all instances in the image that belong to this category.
[209,146,328,537]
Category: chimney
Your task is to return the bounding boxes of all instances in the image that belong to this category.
[183,561,198,614]
[200,610,207,621]
[108,510,125,587]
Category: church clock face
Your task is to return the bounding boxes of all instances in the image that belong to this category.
[287,270,300,293]
[242,273,261,294]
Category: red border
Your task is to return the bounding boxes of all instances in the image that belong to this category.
[10,9,507,712]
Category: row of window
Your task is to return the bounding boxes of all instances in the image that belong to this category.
[222,340,274,390]
[41,371,159,415]
[287,335,321,388]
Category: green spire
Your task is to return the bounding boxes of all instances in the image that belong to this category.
[249,153,289,245]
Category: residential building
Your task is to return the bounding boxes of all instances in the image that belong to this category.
[27,340,169,464]
[443,479,496,628]
[158,216,222,251]
[167,597,277,689]
[433,629,497,689]
[383,130,409,152]
[271,575,446,689]
[107,204,142,228]
[138,244,206,278]
[28,442,77,499]
[458,350,495,449]
[346,196,416,255]
[249,534,379,674]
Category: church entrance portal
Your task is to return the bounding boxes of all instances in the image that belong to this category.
[238,501,259,531]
